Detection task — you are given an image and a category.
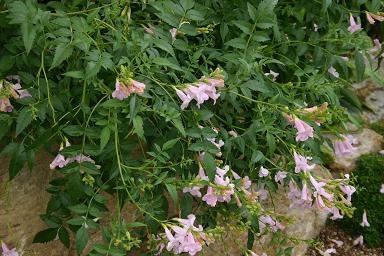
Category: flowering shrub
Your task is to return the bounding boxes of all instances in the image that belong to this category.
[0,0,383,255]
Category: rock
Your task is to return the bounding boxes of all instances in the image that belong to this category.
[203,166,332,256]
[352,79,384,124]
[363,89,384,124]
[0,152,69,256]
[352,80,378,100]
[0,151,138,256]
[329,128,383,172]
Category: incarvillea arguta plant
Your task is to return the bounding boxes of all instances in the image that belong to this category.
[0,0,383,255]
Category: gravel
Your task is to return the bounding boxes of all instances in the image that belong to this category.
[306,223,384,256]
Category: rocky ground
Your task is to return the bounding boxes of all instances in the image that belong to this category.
[306,223,384,256]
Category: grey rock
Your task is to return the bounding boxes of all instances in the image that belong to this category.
[329,128,383,172]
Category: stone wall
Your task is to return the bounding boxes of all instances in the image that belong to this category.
[0,152,69,256]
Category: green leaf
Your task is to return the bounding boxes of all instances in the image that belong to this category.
[247,2,257,21]
[180,194,193,218]
[180,0,195,11]
[67,217,84,226]
[232,20,252,34]
[251,150,265,163]
[322,0,332,12]
[247,230,255,250]
[9,144,26,179]
[0,114,12,141]
[165,183,178,205]
[16,108,33,136]
[258,0,278,15]
[0,55,15,73]
[129,95,138,119]
[153,38,175,57]
[172,118,186,137]
[220,23,229,42]
[133,116,145,139]
[76,226,89,255]
[126,222,147,228]
[62,125,84,137]
[196,109,214,121]
[100,127,110,150]
[253,31,270,42]
[50,43,74,70]
[202,153,216,180]
[101,99,126,108]
[152,57,183,71]
[186,9,205,21]
[33,228,58,244]
[63,71,84,79]
[1,142,18,157]
[225,38,247,49]
[21,22,36,54]
[80,162,99,175]
[68,204,88,214]
[163,138,180,151]
[266,132,276,155]
[355,51,366,82]
[52,17,71,27]
[7,1,29,24]
[58,227,70,248]
[93,244,109,254]
[188,141,217,153]
[201,128,217,139]
[185,127,201,138]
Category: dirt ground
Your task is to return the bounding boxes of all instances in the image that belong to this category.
[306,223,384,256]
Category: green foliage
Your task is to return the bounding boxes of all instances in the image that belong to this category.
[370,120,384,136]
[338,154,384,247]
[0,0,381,254]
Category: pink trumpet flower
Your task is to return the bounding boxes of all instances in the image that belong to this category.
[360,210,370,227]
[347,14,362,33]
[1,242,19,256]
[294,117,314,141]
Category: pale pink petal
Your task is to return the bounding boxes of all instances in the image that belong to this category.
[353,235,363,246]
[360,210,370,227]
[366,12,375,24]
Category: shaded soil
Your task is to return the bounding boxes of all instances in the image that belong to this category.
[306,223,384,256]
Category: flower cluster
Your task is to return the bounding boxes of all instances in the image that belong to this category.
[182,165,209,197]
[50,141,94,169]
[288,180,313,209]
[161,214,209,256]
[294,151,315,173]
[0,75,31,112]
[175,68,225,110]
[288,173,356,221]
[284,104,357,221]
[112,79,146,100]
[258,214,284,233]
[183,162,255,209]
[366,11,384,24]
[333,135,357,157]
[202,166,235,207]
